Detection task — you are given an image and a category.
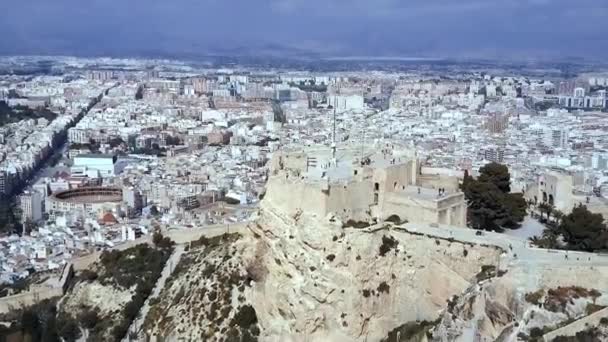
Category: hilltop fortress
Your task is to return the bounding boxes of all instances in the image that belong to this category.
[266,142,467,227]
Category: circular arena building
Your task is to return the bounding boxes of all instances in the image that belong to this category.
[47,187,123,216]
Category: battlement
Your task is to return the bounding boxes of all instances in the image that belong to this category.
[266,144,466,227]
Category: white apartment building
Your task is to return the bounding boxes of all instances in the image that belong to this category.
[327,94,365,112]
[20,190,43,223]
[72,154,118,178]
[543,129,568,149]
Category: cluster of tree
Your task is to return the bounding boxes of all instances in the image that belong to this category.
[135,85,144,100]
[0,299,64,341]
[0,196,23,235]
[253,136,279,147]
[0,101,58,127]
[462,163,527,232]
[152,231,175,250]
[533,204,608,252]
[534,100,557,111]
[0,242,175,341]
[102,243,173,340]
[559,204,608,251]
[130,145,166,156]
[108,136,125,148]
[71,243,174,340]
[164,135,182,146]
[0,277,28,298]
[69,138,102,153]
[288,82,327,93]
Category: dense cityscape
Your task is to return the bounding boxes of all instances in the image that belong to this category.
[1,54,608,341]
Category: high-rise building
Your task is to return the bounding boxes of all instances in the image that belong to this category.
[558,80,576,96]
[20,190,43,223]
[87,70,114,82]
[484,148,504,163]
[123,187,145,216]
[543,129,568,149]
[0,171,13,196]
[484,113,509,133]
[146,70,160,79]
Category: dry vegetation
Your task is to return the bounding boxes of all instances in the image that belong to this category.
[144,233,261,342]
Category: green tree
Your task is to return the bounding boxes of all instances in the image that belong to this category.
[530,229,560,249]
[465,181,510,231]
[478,162,511,193]
[538,202,554,222]
[503,192,527,227]
[552,209,564,225]
[559,204,608,252]
[463,163,526,231]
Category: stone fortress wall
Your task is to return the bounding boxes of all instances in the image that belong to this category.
[266,143,467,226]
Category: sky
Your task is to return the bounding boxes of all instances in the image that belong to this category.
[0,0,607,60]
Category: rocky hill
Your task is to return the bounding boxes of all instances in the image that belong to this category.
[141,201,505,341]
[59,243,172,341]
[433,262,608,341]
[143,233,261,341]
[140,198,608,342]
[6,202,608,341]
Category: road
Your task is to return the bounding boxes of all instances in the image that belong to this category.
[391,222,608,269]
[15,85,113,197]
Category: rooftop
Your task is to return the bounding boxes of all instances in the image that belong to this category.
[75,153,116,159]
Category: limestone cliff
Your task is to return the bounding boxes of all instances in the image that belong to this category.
[432,264,608,341]
[247,202,503,342]
[143,200,502,341]
[140,200,608,342]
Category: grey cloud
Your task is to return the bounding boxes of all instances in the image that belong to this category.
[0,0,606,59]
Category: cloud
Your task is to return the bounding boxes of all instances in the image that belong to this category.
[0,0,607,59]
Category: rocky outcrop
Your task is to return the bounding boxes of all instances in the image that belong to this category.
[139,199,608,342]
[432,264,608,341]
[143,234,262,341]
[140,200,502,341]
[58,244,172,341]
[246,202,502,341]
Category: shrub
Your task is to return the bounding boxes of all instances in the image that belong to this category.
[220,306,231,321]
[381,320,438,342]
[379,235,399,257]
[56,315,81,341]
[153,232,175,250]
[475,265,497,282]
[231,305,258,329]
[193,235,210,248]
[529,327,544,338]
[386,215,403,224]
[343,220,371,229]
[545,286,603,313]
[326,254,336,262]
[111,321,130,341]
[245,262,266,284]
[525,290,544,306]
[585,303,606,315]
[377,282,390,294]
[80,269,98,282]
[78,309,99,329]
